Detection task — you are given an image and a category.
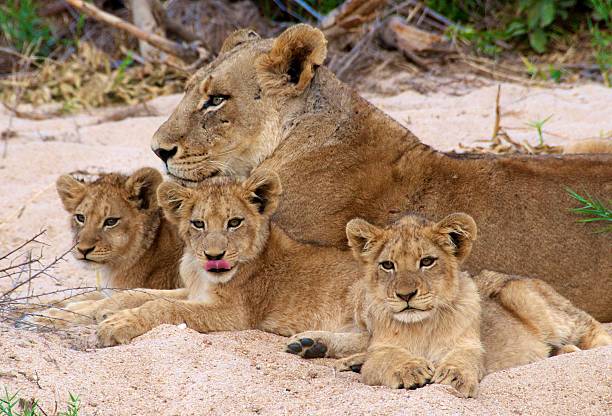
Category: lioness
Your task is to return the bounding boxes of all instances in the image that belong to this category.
[286,213,611,397]
[95,170,360,346]
[24,168,184,326]
[151,24,612,320]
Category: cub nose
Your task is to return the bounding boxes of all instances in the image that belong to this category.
[205,251,226,261]
[397,290,417,303]
[77,246,95,257]
[153,146,178,164]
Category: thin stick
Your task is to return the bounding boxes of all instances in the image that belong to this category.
[64,0,207,63]
[491,85,501,140]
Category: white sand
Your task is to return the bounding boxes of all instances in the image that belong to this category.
[1,79,611,415]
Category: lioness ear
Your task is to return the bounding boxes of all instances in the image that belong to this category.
[56,175,87,212]
[242,169,282,216]
[346,218,383,260]
[220,29,260,54]
[125,168,163,210]
[256,24,327,97]
[433,213,477,263]
[157,181,193,224]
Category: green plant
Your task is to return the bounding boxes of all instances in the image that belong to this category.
[0,0,55,56]
[0,389,80,416]
[588,0,611,86]
[566,188,612,233]
[526,114,553,145]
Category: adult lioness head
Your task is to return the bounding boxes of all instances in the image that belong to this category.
[56,168,163,269]
[151,24,327,184]
[157,170,282,284]
[346,213,477,324]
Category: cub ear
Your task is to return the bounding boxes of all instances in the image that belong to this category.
[56,175,87,212]
[157,181,193,224]
[125,168,163,210]
[346,218,384,260]
[220,28,260,54]
[242,169,282,216]
[432,213,477,263]
[256,24,327,97]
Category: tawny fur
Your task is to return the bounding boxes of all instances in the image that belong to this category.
[151,25,612,321]
[563,138,612,154]
[288,214,611,397]
[24,168,184,327]
[95,170,360,346]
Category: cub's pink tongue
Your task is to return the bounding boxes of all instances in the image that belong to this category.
[205,259,231,271]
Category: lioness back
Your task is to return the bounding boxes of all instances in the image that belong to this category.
[56,167,184,290]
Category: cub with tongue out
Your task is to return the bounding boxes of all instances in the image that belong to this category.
[96,169,361,346]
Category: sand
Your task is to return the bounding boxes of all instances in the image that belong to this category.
[1,78,611,415]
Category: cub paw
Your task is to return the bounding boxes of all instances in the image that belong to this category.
[96,310,146,347]
[286,336,328,359]
[16,300,100,329]
[334,352,367,373]
[363,357,434,390]
[432,365,479,398]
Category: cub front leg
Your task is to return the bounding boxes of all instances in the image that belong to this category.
[432,346,483,398]
[286,331,370,359]
[97,298,247,347]
[361,346,434,390]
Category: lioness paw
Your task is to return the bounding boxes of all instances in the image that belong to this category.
[96,310,146,347]
[286,336,328,359]
[362,357,433,389]
[433,365,478,398]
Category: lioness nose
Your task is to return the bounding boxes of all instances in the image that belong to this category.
[205,251,226,261]
[77,246,95,257]
[397,290,417,302]
[153,146,178,164]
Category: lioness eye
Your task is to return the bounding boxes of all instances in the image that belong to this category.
[227,217,243,229]
[191,220,205,230]
[379,261,395,271]
[74,214,85,224]
[104,218,120,228]
[203,95,228,109]
[420,257,437,268]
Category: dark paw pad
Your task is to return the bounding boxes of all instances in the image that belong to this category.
[286,342,302,354]
[303,342,327,359]
[299,338,314,347]
[349,364,362,373]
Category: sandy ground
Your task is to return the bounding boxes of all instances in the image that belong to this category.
[1,78,611,415]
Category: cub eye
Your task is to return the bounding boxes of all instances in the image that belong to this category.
[191,220,205,230]
[104,218,120,228]
[227,217,243,229]
[420,257,437,268]
[74,214,85,224]
[379,261,395,271]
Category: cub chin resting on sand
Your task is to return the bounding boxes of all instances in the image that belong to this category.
[286,213,611,397]
[24,168,184,327]
[94,169,361,346]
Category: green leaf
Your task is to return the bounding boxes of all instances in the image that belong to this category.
[529,29,548,52]
[539,0,556,27]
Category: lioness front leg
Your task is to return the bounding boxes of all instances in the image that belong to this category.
[361,346,434,390]
[97,298,247,346]
[286,331,370,359]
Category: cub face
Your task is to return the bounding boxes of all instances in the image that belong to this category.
[56,168,163,268]
[157,169,282,284]
[346,213,477,324]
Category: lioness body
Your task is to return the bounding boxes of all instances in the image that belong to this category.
[288,214,611,397]
[96,172,359,346]
[152,25,612,320]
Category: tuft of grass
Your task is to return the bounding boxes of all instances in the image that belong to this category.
[0,389,80,416]
[0,0,55,56]
[526,115,553,146]
[566,188,612,233]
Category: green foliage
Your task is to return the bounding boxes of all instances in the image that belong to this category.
[526,115,553,146]
[0,0,55,56]
[588,0,611,86]
[305,0,343,16]
[566,188,612,233]
[0,389,80,416]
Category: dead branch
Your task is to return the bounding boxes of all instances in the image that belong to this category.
[1,101,62,121]
[380,16,433,70]
[321,0,387,37]
[64,0,208,63]
[491,85,501,140]
[149,0,201,44]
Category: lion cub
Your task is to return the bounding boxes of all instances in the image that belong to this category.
[95,169,360,346]
[288,213,611,397]
[26,168,184,327]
